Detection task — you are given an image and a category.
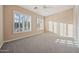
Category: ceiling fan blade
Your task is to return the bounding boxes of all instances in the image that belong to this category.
[43,5,54,9]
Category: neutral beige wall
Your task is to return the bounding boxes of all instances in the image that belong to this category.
[45,8,73,32]
[4,5,44,41]
[3,5,73,42]
[0,5,3,48]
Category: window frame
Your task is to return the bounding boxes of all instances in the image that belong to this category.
[13,11,32,34]
[37,16,44,31]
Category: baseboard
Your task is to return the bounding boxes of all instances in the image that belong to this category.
[4,32,44,43]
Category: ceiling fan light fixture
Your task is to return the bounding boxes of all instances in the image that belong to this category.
[34,6,38,9]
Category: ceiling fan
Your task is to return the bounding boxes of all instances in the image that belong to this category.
[33,5,54,9]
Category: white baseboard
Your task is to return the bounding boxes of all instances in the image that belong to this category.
[4,32,44,43]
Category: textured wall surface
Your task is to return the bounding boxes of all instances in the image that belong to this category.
[0,5,3,48]
[4,5,44,41]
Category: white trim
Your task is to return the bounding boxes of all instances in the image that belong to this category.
[4,31,44,43]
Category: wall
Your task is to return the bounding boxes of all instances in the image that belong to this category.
[45,9,73,33]
[74,6,79,47]
[3,6,73,42]
[4,5,44,41]
[0,5,3,48]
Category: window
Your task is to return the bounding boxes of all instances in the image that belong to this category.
[68,24,73,37]
[37,16,44,30]
[59,23,67,37]
[13,11,31,33]
[63,24,67,37]
[54,22,57,34]
[14,13,20,32]
[60,23,64,36]
[48,21,73,38]
[48,21,53,32]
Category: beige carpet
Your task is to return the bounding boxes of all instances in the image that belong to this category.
[0,32,79,53]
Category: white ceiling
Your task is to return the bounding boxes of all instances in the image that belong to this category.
[19,5,73,16]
